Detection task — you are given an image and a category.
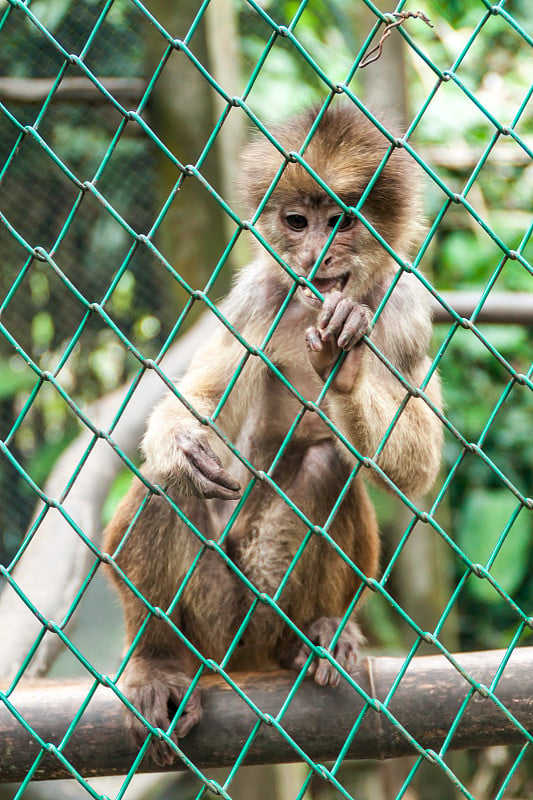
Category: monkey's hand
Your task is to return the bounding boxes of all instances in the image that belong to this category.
[305,291,371,394]
[174,432,241,499]
[144,424,241,500]
[291,617,364,687]
[123,662,202,767]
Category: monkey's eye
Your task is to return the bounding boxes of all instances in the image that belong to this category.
[285,214,308,231]
[328,214,353,230]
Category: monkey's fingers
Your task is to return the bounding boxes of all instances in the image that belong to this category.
[291,644,317,678]
[149,735,178,768]
[306,326,338,379]
[183,437,241,500]
[323,636,359,686]
[318,292,354,341]
[314,657,341,687]
[126,676,203,767]
[337,306,371,350]
[291,647,341,686]
[294,617,363,686]
[332,620,364,679]
[306,327,365,394]
[317,293,371,350]
[168,682,203,738]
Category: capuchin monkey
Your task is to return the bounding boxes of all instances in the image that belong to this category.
[104,103,443,766]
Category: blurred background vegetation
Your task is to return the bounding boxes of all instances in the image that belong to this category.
[0,0,531,797]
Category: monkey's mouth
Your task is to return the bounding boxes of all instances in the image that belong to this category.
[300,272,350,304]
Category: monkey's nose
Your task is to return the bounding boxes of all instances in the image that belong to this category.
[302,252,332,273]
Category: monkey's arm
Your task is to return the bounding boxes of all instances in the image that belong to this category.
[141,326,256,499]
[306,285,442,498]
[333,357,442,497]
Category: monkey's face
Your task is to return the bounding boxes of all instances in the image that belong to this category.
[241,105,425,307]
[279,199,355,308]
[262,195,381,307]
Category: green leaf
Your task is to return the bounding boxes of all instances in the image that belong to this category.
[458,489,531,602]
[0,362,36,401]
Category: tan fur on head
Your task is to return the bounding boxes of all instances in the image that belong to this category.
[239,103,423,253]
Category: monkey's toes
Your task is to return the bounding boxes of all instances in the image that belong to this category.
[125,677,203,766]
[168,682,203,738]
[292,617,364,686]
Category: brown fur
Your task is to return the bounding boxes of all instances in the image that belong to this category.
[103,103,442,766]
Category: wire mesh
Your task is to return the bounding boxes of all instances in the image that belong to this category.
[0,1,532,799]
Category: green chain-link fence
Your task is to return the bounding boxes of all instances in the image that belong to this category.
[0,1,532,798]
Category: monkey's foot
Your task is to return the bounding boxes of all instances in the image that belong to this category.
[124,669,202,767]
[291,617,364,687]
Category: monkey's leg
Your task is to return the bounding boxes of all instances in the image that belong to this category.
[104,477,238,765]
[286,452,378,686]
[231,441,378,685]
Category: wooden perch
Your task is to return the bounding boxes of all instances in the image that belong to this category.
[431,292,533,326]
[1,648,533,782]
